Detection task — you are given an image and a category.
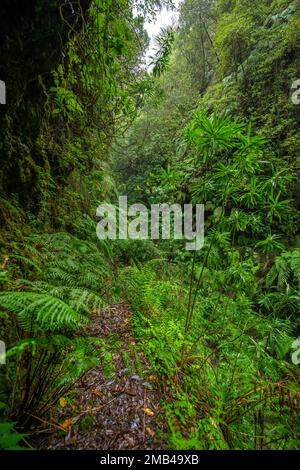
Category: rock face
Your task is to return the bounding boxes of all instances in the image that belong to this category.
[0,1,90,208]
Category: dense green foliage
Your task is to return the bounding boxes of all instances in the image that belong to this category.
[114,0,300,449]
[0,0,299,450]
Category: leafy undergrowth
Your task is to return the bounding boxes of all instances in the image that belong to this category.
[0,422,27,450]
[0,227,299,449]
[119,259,300,450]
[0,226,116,443]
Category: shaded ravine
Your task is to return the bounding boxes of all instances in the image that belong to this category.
[34,303,168,450]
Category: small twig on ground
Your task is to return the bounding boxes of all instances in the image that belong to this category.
[24,411,66,432]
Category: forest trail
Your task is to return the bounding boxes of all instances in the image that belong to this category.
[38,303,167,450]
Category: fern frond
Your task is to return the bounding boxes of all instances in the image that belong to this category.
[15,281,106,313]
[0,292,88,331]
[291,249,300,285]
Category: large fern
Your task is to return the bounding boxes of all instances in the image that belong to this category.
[0,292,88,331]
[18,281,106,313]
[266,249,300,290]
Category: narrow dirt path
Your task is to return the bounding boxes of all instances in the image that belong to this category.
[37,303,168,450]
